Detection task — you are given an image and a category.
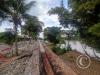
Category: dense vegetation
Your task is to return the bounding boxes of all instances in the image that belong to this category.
[44,26,72,55]
[48,0,100,52]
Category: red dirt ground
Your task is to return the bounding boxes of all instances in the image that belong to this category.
[60,50,100,75]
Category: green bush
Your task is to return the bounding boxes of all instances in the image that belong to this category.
[0,32,15,45]
[52,46,66,55]
[52,44,72,55]
[66,44,72,52]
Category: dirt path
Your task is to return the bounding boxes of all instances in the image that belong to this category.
[24,41,40,75]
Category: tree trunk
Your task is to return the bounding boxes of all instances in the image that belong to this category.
[13,14,21,56]
[67,34,70,48]
[15,34,18,56]
[93,49,100,59]
[81,44,90,57]
[14,24,18,56]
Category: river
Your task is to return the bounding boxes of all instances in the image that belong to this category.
[61,41,100,57]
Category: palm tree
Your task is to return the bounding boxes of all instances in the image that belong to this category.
[0,0,35,56]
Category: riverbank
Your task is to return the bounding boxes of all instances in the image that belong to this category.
[60,50,100,75]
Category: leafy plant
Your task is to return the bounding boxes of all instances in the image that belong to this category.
[66,44,72,52]
[52,46,66,55]
[44,27,61,44]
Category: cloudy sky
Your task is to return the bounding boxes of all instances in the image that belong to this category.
[0,0,68,35]
[28,0,68,28]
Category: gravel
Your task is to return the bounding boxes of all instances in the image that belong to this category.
[0,41,40,75]
[0,55,30,75]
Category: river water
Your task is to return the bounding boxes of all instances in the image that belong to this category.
[61,41,100,57]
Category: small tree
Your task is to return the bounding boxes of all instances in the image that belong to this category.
[44,27,61,45]
[22,16,43,42]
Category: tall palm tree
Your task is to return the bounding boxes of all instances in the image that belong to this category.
[0,0,35,55]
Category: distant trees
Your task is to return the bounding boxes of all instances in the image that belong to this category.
[44,26,68,55]
[22,16,43,41]
[44,27,61,44]
[0,31,15,45]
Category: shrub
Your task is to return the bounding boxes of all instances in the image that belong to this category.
[52,46,66,55]
[52,44,72,55]
[66,44,72,52]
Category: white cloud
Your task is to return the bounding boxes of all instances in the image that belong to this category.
[27,0,60,28]
[39,14,60,28]
[28,0,50,16]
